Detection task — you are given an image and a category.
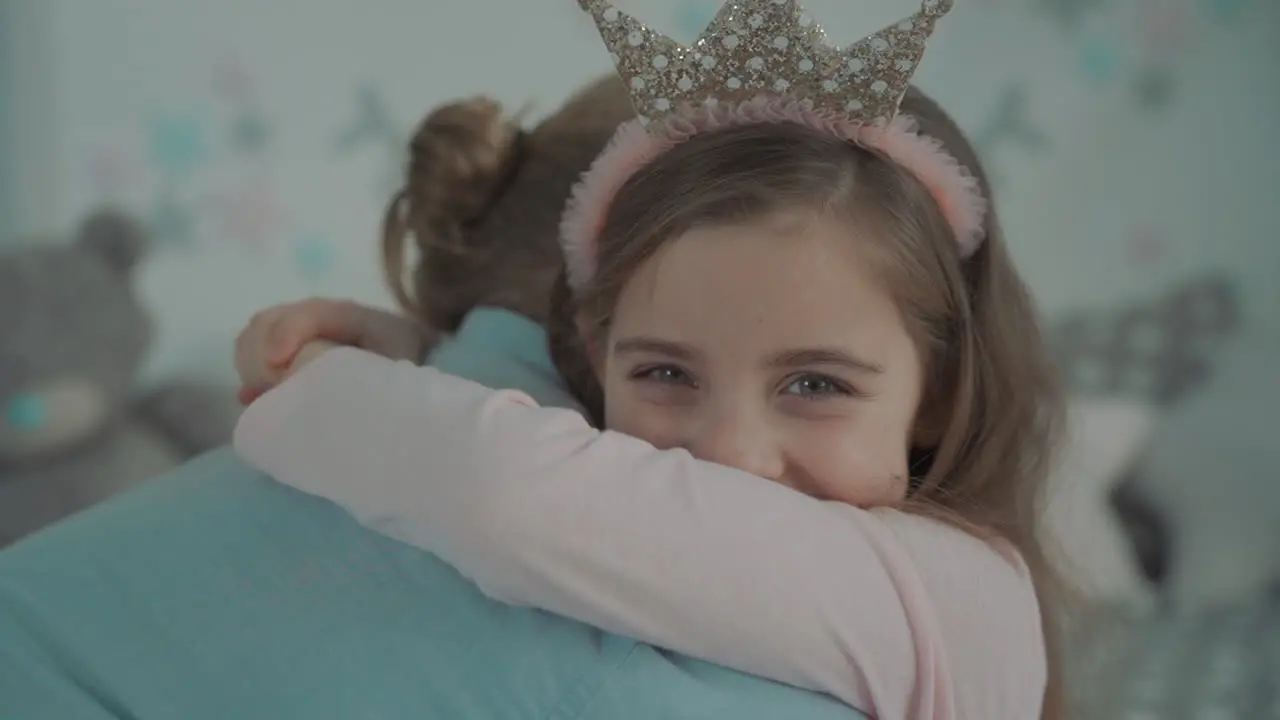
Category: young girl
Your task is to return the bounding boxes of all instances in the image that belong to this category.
[235,1,1065,718]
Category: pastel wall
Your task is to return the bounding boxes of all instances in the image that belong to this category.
[2,0,61,241]
[2,0,1276,388]
[0,0,8,239]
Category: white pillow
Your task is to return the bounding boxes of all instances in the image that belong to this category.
[1042,398,1157,607]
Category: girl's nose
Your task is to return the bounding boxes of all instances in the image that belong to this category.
[688,407,784,482]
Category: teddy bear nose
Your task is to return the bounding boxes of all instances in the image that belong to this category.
[3,393,47,431]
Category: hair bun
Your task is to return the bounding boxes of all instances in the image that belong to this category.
[381,96,525,324]
[407,97,524,229]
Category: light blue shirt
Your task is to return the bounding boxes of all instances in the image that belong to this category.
[0,307,862,719]
[428,307,581,411]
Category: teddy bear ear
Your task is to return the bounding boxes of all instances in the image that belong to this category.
[76,208,149,274]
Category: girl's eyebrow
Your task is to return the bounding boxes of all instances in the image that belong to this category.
[613,336,699,360]
[614,337,882,375]
[764,347,884,375]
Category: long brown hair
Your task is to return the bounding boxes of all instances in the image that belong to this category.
[381,75,634,334]
[547,87,1067,718]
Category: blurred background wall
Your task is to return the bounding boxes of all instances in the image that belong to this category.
[0,0,1274,384]
[0,1,8,239]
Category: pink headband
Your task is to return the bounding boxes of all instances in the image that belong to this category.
[559,95,988,291]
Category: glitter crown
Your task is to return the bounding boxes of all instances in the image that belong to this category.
[578,0,953,127]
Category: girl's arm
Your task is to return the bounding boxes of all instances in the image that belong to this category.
[234,347,1046,720]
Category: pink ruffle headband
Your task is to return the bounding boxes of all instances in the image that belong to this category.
[559,95,988,291]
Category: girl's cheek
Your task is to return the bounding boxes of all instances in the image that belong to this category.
[609,399,688,451]
[793,423,909,507]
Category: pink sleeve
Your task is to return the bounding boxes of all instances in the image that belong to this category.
[234,348,1046,719]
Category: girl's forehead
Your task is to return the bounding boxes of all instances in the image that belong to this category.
[640,214,883,297]
[611,216,906,348]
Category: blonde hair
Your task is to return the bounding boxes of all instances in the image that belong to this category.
[380,75,635,333]
[547,86,1067,719]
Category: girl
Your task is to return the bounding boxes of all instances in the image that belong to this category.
[236,1,1065,718]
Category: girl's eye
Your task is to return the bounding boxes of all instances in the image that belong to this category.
[783,374,852,399]
[633,365,697,387]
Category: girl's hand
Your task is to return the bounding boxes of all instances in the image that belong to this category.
[234,298,426,404]
[287,338,341,373]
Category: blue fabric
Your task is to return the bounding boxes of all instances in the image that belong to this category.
[0,308,864,719]
[428,308,579,410]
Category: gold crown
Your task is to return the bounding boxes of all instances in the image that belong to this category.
[578,0,953,126]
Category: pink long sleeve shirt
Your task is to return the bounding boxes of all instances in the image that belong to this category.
[233,347,1047,719]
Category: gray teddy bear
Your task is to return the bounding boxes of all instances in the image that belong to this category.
[0,209,241,546]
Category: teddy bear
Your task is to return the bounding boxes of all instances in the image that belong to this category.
[1124,325,1280,613]
[0,209,242,546]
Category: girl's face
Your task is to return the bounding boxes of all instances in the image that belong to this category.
[599,212,924,507]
